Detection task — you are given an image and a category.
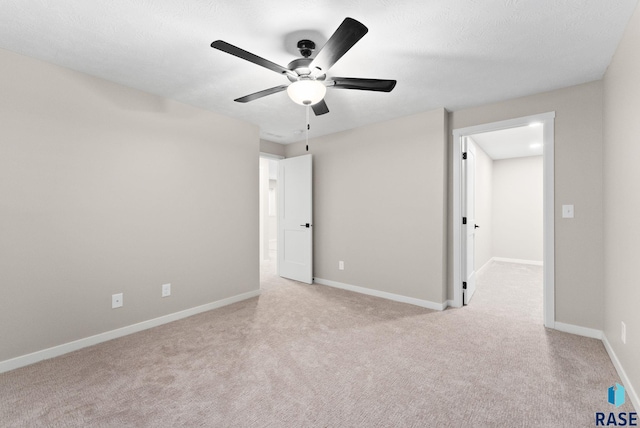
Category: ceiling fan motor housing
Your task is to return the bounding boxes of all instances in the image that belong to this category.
[286,57,326,82]
[287,40,327,82]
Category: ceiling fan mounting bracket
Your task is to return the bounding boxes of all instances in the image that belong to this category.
[297,40,316,58]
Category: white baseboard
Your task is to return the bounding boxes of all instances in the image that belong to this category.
[0,289,261,374]
[602,333,639,412]
[314,278,446,311]
[550,322,638,410]
[446,300,457,308]
[554,321,603,339]
[476,259,494,275]
[492,257,543,266]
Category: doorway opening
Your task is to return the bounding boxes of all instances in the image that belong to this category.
[452,112,555,328]
[259,154,281,284]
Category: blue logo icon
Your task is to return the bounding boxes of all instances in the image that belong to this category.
[608,383,626,408]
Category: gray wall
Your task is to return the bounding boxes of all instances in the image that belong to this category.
[492,156,543,262]
[260,139,285,157]
[449,81,604,330]
[603,0,640,403]
[0,48,259,362]
[286,109,448,305]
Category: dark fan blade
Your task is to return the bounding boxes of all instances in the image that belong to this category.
[311,99,329,116]
[234,85,289,103]
[309,18,368,74]
[331,77,397,92]
[211,40,295,78]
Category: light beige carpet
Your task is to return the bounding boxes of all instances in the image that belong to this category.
[0,260,634,427]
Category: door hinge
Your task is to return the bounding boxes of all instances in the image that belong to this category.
[462,152,467,160]
[462,217,467,225]
[463,281,467,290]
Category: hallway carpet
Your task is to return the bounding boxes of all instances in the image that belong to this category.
[0,261,633,427]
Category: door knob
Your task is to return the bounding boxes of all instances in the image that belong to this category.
[300,223,311,228]
[474,224,480,229]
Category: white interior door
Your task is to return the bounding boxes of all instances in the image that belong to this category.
[277,154,313,284]
[463,138,477,304]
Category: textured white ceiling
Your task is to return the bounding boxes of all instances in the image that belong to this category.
[0,0,637,144]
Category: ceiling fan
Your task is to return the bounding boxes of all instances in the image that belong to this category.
[211,17,396,116]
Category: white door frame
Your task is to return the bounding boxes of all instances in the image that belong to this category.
[462,138,477,304]
[452,112,556,328]
[259,152,284,161]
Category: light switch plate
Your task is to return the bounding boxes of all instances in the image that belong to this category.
[162,283,171,297]
[562,204,574,218]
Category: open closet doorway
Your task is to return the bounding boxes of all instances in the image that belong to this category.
[470,126,545,271]
[259,155,281,283]
[452,112,556,328]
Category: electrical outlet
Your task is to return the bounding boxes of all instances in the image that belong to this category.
[112,293,123,309]
[562,204,574,218]
[339,261,344,270]
[622,321,626,344]
[162,283,171,297]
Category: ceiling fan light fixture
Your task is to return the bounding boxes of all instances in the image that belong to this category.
[212,18,395,116]
[287,80,326,106]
